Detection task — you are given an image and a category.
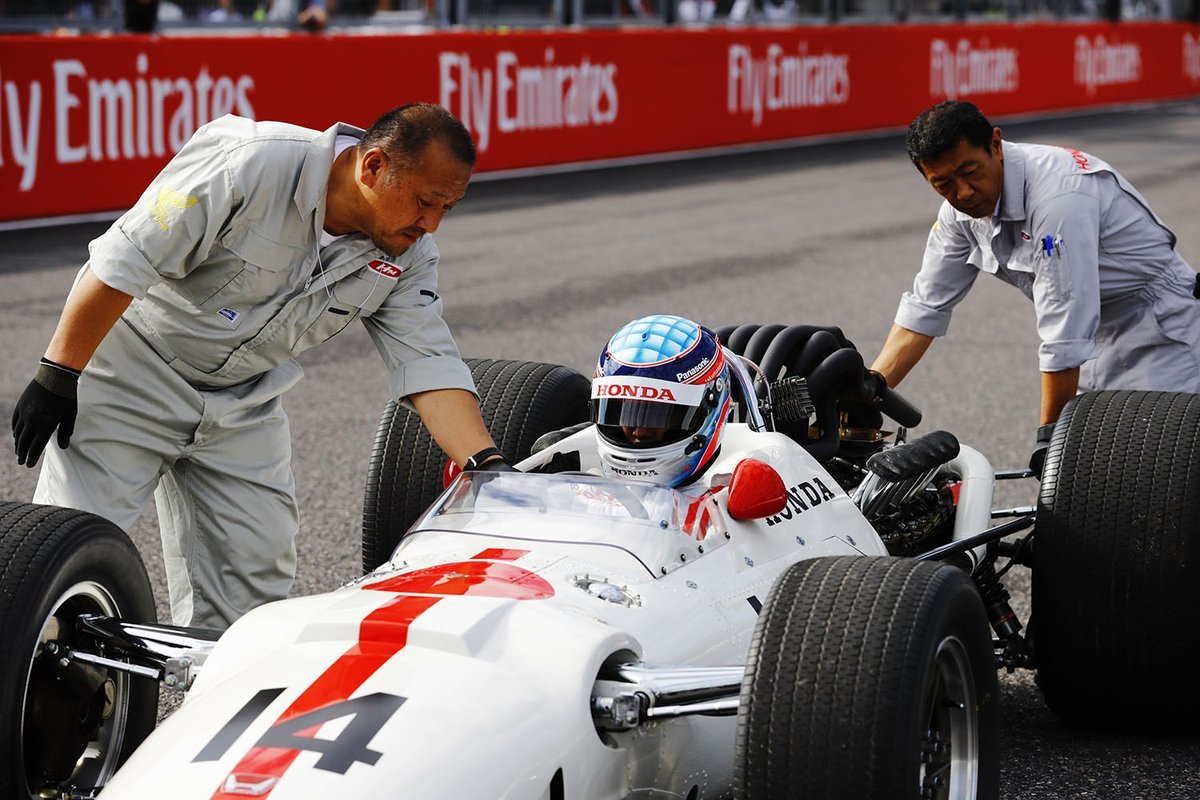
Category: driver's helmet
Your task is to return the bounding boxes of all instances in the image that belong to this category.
[592,315,732,487]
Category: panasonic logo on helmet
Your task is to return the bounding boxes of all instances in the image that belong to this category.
[676,358,710,382]
[595,384,678,401]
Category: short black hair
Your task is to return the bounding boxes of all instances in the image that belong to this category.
[360,103,476,170]
[905,100,994,172]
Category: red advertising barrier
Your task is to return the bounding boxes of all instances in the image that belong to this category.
[1,22,1198,222]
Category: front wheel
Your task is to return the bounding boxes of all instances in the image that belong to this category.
[736,556,999,800]
[0,501,158,799]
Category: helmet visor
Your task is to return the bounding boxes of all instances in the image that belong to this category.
[593,397,712,449]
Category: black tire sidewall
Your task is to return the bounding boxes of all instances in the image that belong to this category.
[1033,390,1200,728]
[0,506,158,796]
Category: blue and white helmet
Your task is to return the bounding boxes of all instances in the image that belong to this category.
[592,315,732,487]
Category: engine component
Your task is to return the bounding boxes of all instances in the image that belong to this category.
[871,482,956,557]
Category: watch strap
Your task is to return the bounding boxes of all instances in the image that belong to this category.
[464,447,506,470]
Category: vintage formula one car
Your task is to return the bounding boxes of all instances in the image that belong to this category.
[2,323,1198,800]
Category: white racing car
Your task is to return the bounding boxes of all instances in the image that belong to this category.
[3,322,1198,800]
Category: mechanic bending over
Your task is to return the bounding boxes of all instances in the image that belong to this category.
[870,100,1200,476]
[11,103,513,630]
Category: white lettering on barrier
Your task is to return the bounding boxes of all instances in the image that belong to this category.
[0,53,255,193]
[928,39,1019,99]
[1074,35,1141,93]
[440,48,618,154]
[439,53,493,152]
[727,43,850,127]
[1184,33,1200,83]
[1,66,42,190]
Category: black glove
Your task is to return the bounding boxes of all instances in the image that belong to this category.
[12,359,80,468]
[1028,423,1055,480]
[463,446,517,472]
[864,369,888,400]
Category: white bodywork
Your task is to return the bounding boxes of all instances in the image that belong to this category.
[100,424,988,800]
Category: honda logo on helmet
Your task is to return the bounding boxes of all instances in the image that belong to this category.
[595,383,678,402]
[593,376,705,405]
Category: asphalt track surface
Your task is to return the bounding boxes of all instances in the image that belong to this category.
[2,103,1199,798]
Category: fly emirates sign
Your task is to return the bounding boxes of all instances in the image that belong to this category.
[438,48,619,153]
[727,42,851,127]
[0,53,254,192]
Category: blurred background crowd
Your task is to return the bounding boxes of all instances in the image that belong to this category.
[1,0,1194,34]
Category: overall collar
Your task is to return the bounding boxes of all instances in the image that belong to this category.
[294,122,367,220]
[996,140,1026,223]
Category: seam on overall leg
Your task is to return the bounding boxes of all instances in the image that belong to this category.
[179,464,213,619]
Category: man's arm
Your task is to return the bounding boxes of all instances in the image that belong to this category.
[1040,367,1080,425]
[409,388,502,467]
[869,324,935,388]
[11,269,134,467]
[45,268,134,370]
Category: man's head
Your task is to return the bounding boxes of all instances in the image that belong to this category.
[346,103,476,257]
[906,100,1004,219]
[591,315,732,488]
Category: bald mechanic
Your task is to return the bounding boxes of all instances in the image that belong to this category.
[870,100,1200,476]
[11,103,512,628]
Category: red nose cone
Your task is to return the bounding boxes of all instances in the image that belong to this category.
[443,456,463,489]
[726,458,788,520]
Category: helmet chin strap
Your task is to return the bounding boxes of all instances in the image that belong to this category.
[684,434,708,456]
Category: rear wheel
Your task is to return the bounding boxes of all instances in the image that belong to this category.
[0,502,158,799]
[362,358,590,572]
[736,556,999,800]
[1033,390,1200,728]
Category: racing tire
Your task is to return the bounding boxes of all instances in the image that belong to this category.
[362,358,591,573]
[736,556,999,800]
[0,501,158,799]
[1033,390,1200,729]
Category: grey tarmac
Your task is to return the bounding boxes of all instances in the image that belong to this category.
[2,102,1198,799]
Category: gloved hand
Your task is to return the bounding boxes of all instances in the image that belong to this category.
[1028,423,1055,480]
[864,369,889,400]
[12,359,80,468]
[463,446,518,472]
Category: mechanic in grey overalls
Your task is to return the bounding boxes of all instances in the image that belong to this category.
[870,101,1200,474]
[11,104,512,628]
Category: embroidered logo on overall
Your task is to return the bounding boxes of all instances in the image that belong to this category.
[367,260,403,278]
[149,187,199,231]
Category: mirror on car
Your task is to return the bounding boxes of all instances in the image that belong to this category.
[726,458,788,520]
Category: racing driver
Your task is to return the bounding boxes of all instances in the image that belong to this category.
[591,314,734,488]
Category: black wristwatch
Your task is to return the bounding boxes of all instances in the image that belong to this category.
[464,447,507,470]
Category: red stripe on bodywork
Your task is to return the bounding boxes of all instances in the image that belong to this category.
[683,485,725,540]
[363,560,554,599]
[212,549,538,798]
[473,547,529,561]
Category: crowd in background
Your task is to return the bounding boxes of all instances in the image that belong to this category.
[0,0,1192,36]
